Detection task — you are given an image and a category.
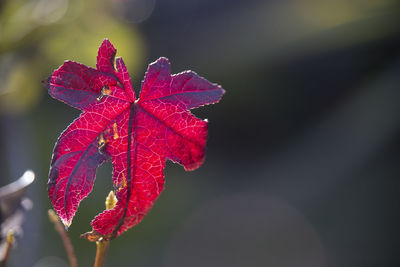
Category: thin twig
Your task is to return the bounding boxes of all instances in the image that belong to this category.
[48,209,78,267]
[0,229,14,267]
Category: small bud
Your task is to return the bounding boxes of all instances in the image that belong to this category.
[105,190,117,210]
[6,229,14,244]
[48,209,59,223]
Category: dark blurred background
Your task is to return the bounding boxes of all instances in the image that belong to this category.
[1,0,400,266]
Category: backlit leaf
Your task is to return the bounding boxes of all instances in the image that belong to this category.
[46,39,225,239]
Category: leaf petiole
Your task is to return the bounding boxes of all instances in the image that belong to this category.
[94,238,110,267]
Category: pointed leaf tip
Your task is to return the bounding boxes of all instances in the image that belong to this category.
[61,218,72,229]
[97,39,117,73]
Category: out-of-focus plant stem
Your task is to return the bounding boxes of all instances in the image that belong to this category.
[0,230,14,267]
[48,209,78,267]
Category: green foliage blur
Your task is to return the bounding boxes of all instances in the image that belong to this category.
[0,0,145,114]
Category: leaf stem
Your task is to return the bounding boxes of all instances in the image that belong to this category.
[48,209,78,267]
[0,229,14,267]
[91,190,117,267]
[94,238,110,267]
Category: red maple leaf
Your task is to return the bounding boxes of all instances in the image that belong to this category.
[46,39,225,239]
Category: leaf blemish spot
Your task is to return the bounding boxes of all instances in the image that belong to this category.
[98,133,108,153]
[113,122,119,139]
[117,173,127,192]
[97,85,111,102]
[113,57,117,71]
